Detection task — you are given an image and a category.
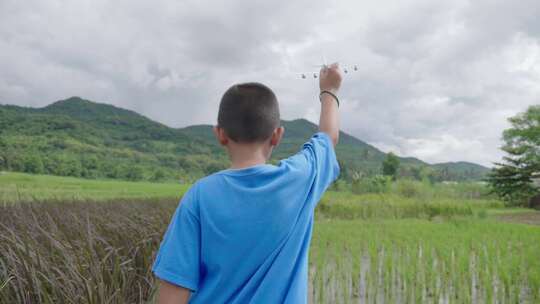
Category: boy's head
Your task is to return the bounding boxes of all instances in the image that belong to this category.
[214,83,284,151]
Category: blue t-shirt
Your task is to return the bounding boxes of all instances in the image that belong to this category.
[152,132,340,303]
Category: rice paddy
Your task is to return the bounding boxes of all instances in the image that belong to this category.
[309,220,540,303]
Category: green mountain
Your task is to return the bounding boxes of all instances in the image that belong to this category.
[0,97,490,182]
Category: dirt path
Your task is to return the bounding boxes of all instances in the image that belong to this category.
[497,211,540,226]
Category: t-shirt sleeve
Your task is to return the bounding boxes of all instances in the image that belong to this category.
[152,184,201,292]
[292,131,340,204]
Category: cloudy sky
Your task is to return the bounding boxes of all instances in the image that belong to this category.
[1,0,539,166]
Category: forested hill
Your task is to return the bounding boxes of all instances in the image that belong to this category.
[0,97,490,182]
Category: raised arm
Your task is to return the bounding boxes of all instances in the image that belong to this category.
[318,63,342,147]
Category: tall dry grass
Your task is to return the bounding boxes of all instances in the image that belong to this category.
[0,199,176,304]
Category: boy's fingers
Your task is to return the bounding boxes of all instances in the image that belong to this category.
[320,62,340,76]
[320,66,328,75]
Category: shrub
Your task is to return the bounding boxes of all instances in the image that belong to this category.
[395,179,421,198]
[352,175,391,194]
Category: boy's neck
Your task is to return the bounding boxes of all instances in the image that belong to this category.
[227,142,270,169]
[229,158,267,169]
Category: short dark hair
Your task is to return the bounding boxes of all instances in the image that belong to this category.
[217,82,280,143]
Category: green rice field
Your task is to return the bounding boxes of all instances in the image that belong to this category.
[310,220,540,303]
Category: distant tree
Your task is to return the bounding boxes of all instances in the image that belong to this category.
[45,155,82,177]
[487,105,540,206]
[42,155,56,174]
[48,155,79,177]
[105,164,122,179]
[0,139,6,170]
[151,169,166,182]
[398,165,422,180]
[50,137,69,149]
[382,152,400,180]
[125,165,144,181]
[24,154,44,174]
[44,156,61,176]
[80,155,99,178]
[156,154,177,168]
[82,155,99,171]
[440,166,450,181]
[402,165,435,183]
[204,162,226,175]
[6,153,25,172]
[411,166,423,181]
[337,159,348,180]
[81,168,98,179]
[419,166,437,185]
[64,157,82,177]
[178,156,197,171]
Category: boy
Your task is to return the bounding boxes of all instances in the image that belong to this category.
[152,63,342,303]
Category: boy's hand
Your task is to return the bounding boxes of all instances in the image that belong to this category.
[319,63,342,94]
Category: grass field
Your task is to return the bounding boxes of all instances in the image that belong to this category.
[1,172,539,303]
[0,172,188,203]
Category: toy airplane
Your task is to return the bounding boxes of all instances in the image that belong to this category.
[300,64,358,79]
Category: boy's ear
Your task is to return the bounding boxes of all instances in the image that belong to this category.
[213,126,228,146]
[270,126,285,147]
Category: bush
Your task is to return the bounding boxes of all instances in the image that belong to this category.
[395,179,421,198]
[330,179,348,192]
[352,175,391,194]
[23,154,44,174]
[125,165,144,181]
[151,169,167,182]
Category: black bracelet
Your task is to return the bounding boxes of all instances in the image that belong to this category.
[319,90,340,107]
